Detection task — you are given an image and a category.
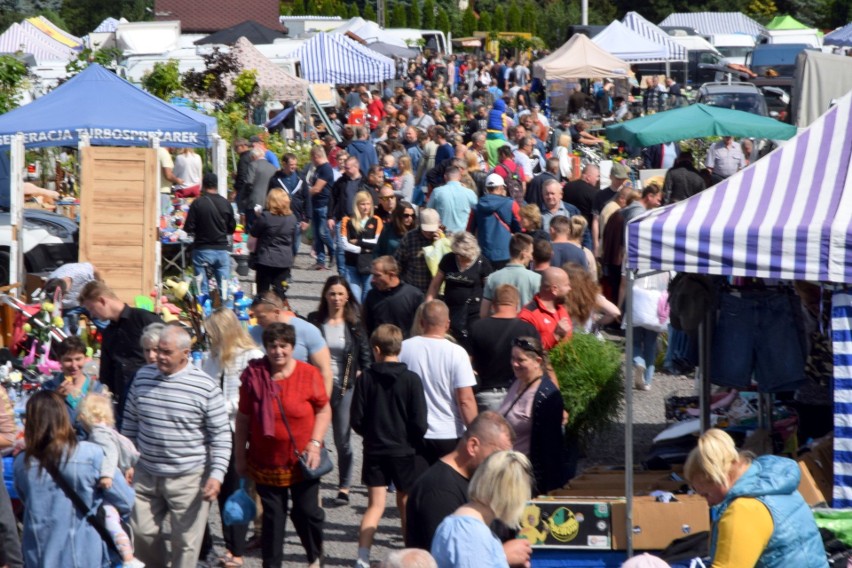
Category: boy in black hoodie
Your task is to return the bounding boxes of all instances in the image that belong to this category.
[351,324,428,568]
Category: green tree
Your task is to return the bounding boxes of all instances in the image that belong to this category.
[535,0,580,48]
[390,2,407,26]
[435,6,450,33]
[745,0,777,23]
[287,0,306,15]
[346,2,360,18]
[422,0,436,28]
[460,7,476,36]
[410,0,422,28]
[520,1,536,35]
[478,12,492,31]
[588,0,616,24]
[506,0,521,31]
[0,54,28,114]
[363,0,377,21]
[492,5,505,31]
[141,59,182,100]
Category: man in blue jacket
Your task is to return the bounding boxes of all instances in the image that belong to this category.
[469,174,521,270]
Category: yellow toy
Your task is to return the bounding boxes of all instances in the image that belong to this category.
[518,504,549,544]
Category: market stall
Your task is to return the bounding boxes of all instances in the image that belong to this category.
[592,20,669,63]
[622,12,688,64]
[290,32,395,84]
[0,63,225,300]
[659,12,765,36]
[532,33,631,81]
[625,89,852,524]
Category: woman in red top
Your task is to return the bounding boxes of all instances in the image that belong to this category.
[235,323,331,568]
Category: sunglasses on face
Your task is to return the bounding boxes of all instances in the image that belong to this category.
[513,337,542,356]
[380,196,396,201]
[402,213,415,218]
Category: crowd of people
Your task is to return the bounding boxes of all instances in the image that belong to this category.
[7,52,819,568]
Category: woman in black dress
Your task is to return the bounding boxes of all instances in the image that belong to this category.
[425,231,493,351]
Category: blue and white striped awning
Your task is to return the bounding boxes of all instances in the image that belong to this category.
[659,12,764,37]
[291,32,395,84]
[93,17,122,34]
[627,89,852,283]
[833,292,852,507]
[622,12,688,62]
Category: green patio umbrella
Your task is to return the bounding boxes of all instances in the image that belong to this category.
[605,104,797,148]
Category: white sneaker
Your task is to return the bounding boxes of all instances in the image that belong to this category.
[122,560,145,568]
[355,559,371,568]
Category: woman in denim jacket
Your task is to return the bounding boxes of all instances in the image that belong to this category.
[14,391,135,568]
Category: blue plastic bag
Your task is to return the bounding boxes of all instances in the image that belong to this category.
[222,479,256,526]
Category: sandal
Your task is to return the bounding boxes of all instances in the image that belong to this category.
[219,552,244,568]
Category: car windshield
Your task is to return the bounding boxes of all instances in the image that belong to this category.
[701,92,768,116]
[718,46,752,59]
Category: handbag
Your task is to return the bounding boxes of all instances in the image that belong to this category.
[45,465,127,557]
[274,395,333,480]
[222,478,257,526]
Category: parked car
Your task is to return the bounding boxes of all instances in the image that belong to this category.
[0,208,79,286]
[696,82,770,117]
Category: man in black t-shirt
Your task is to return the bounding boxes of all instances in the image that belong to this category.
[184,173,236,296]
[405,412,531,565]
[363,256,425,338]
[469,284,539,412]
[563,164,600,228]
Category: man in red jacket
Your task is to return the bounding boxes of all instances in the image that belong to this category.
[367,90,387,131]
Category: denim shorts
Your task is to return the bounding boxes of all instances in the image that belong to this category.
[711,291,806,392]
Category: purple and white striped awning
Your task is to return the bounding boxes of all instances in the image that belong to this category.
[622,11,687,62]
[0,21,75,62]
[659,12,764,37]
[627,90,852,283]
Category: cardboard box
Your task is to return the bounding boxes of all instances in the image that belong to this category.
[610,495,710,551]
[798,434,832,504]
[797,461,828,507]
[552,472,688,496]
[519,499,613,549]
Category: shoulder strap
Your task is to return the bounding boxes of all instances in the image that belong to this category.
[46,465,120,556]
[273,393,302,459]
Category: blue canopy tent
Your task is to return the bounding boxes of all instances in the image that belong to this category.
[0,64,217,149]
[825,22,852,47]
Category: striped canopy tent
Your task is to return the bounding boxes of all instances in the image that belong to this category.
[592,20,670,63]
[291,32,394,84]
[659,12,764,37]
[0,21,76,62]
[622,11,687,62]
[624,91,852,512]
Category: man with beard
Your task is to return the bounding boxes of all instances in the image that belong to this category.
[519,266,573,351]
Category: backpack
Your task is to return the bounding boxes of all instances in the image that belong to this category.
[492,162,523,198]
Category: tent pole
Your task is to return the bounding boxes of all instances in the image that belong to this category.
[9,134,25,297]
[698,308,713,431]
[625,269,636,557]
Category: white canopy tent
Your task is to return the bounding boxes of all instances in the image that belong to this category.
[592,20,670,63]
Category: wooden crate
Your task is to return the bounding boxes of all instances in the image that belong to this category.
[79,147,158,305]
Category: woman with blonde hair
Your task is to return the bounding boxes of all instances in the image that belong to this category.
[555,133,573,181]
[684,429,826,568]
[519,203,549,242]
[425,231,493,351]
[340,191,383,302]
[565,215,597,280]
[397,155,416,202]
[431,451,533,568]
[250,188,297,294]
[203,308,263,567]
[562,263,619,333]
[465,151,487,195]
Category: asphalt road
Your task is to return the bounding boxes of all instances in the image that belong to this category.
[203,249,691,567]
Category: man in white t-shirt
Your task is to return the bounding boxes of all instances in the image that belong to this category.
[399,300,478,465]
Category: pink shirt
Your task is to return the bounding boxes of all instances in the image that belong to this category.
[497,378,539,455]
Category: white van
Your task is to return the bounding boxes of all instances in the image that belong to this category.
[710,34,756,66]
[759,29,821,48]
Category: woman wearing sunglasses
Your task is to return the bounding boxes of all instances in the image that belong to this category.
[496,336,568,494]
[376,201,417,257]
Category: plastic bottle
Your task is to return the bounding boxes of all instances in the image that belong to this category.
[191,351,203,367]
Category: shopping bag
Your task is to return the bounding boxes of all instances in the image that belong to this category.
[222,479,257,526]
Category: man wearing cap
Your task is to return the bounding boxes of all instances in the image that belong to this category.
[250,134,280,169]
[591,161,630,254]
[184,173,236,296]
[470,173,521,269]
[426,166,477,234]
[395,209,443,293]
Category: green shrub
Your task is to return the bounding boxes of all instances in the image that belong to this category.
[550,333,624,446]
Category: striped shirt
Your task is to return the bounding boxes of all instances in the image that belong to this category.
[122,363,231,482]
